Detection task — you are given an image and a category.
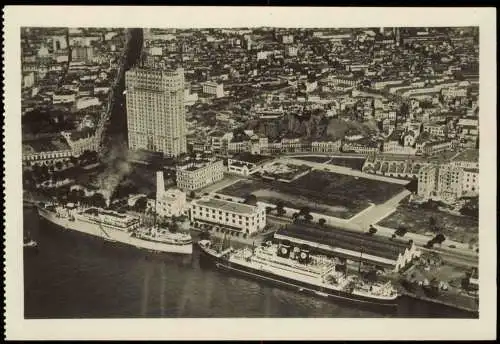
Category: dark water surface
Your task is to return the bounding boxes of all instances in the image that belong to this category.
[23,207,475,319]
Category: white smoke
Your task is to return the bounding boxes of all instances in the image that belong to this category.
[96,138,148,207]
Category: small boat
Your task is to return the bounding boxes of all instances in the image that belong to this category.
[23,239,38,248]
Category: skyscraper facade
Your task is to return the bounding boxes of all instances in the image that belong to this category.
[125,67,187,157]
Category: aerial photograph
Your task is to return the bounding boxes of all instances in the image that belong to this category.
[21,26,480,319]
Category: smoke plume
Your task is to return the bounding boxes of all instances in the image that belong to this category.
[96,137,147,207]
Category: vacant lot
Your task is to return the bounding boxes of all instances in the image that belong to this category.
[291,170,404,204]
[327,157,366,170]
[377,206,479,245]
[219,170,404,219]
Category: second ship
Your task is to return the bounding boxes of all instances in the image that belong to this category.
[198,236,399,307]
[37,202,193,255]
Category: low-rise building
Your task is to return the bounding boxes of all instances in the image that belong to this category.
[155,171,188,217]
[227,152,271,176]
[201,81,224,98]
[423,123,447,138]
[275,222,421,273]
[52,90,76,104]
[190,197,266,235]
[342,138,381,155]
[311,139,342,153]
[176,158,224,191]
[61,130,100,157]
[22,135,73,167]
[417,140,453,156]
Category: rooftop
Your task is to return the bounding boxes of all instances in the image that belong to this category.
[22,134,71,155]
[194,197,258,215]
[276,222,413,262]
[230,152,270,164]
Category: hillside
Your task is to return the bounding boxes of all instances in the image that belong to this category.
[248,112,379,141]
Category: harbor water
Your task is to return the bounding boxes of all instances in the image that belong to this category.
[23,206,476,318]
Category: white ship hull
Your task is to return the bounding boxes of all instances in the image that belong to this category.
[38,207,193,255]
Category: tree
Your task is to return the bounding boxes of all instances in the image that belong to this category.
[169,221,178,233]
[424,239,435,249]
[276,201,285,216]
[55,161,63,170]
[304,213,313,222]
[318,218,326,226]
[265,207,274,214]
[434,233,446,245]
[299,206,311,216]
[395,226,408,237]
[189,191,196,199]
[429,216,437,229]
[244,194,258,206]
[368,226,377,235]
[90,192,106,208]
[133,196,148,212]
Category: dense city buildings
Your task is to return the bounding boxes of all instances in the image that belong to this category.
[20,25,482,320]
[125,67,187,157]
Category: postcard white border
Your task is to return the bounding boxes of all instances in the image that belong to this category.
[4,6,497,340]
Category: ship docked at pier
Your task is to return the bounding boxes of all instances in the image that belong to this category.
[37,202,193,255]
[198,238,399,307]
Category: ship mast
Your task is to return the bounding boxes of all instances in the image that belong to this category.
[97,213,112,239]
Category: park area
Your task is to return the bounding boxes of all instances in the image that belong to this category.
[377,205,479,246]
[218,170,405,219]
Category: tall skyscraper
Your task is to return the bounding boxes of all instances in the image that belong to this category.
[125,67,187,157]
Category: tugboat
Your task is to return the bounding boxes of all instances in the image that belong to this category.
[23,235,38,248]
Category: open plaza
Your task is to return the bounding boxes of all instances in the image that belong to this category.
[218,168,406,220]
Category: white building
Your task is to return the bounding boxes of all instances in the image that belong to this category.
[52,91,76,104]
[184,89,199,106]
[149,46,163,56]
[285,45,298,57]
[190,197,266,235]
[76,97,101,110]
[418,162,478,201]
[61,131,99,157]
[282,34,294,44]
[176,159,224,191]
[461,168,479,196]
[437,164,464,201]
[227,153,270,177]
[418,165,438,198]
[23,71,35,89]
[125,67,187,157]
[311,140,342,153]
[201,81,224,98]
[155,171,188,217]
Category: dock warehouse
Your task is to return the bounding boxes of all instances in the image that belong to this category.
[274,222,421,273]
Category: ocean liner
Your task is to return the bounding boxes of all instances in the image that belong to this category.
[37,202,193,254]
[198,237,399,306]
